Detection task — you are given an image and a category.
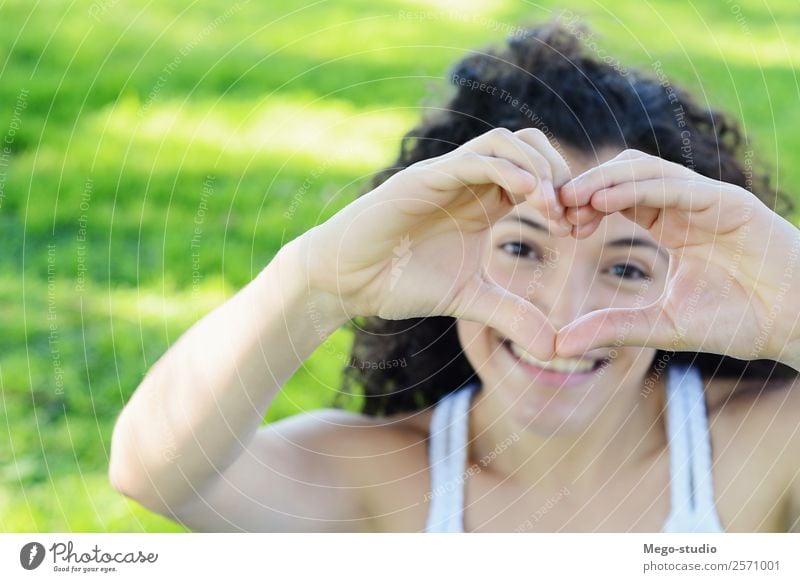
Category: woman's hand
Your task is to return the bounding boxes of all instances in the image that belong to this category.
[297,127,572,360]
[554,149,800,367]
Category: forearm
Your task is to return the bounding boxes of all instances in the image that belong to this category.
[109,234,349,509]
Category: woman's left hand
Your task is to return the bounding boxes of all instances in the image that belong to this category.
[554,149,800,369]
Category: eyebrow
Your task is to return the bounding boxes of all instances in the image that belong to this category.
[607,237,668,260]
[503,215,550,234]
[500,215,668,260]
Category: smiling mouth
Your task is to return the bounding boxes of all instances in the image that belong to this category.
[500,339,609,375]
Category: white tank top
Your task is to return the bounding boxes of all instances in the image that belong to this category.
[424,363,725,532]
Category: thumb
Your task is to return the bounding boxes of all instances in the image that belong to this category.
[555,302,676,357]
[453,275,556,361]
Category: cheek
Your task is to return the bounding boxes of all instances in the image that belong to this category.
[456,319,487,364]
[605,346,658,377]
[456,319,487,352]
[485,250,544,297]
[598,281,661,314]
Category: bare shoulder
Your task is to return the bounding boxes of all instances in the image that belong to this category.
[705,372,800,456]
[283,405,434,530]
[281,405,433,445]
[267,405,434,480]
[174,405,436,532]
[704,372,800,530]
[705,373,800,421]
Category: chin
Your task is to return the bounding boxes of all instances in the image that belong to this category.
[456,320,653,437]
[484,331,621,435]
[511,399,604,436]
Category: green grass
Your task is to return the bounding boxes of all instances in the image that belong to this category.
[2,0,799,531]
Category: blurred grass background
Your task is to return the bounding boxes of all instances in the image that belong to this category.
[1,0,798,532]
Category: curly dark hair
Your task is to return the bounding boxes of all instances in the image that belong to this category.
[334,19,797,417]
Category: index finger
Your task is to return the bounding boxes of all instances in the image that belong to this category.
[559,152,692,207]
[514,128,572,188]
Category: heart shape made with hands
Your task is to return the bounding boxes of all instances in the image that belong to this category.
[515,148,788,364]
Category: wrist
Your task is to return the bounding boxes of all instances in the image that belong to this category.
[273,233,353,335]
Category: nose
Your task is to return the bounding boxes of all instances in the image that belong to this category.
[523,267,594,331]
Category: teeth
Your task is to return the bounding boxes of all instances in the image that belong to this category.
[507,341,598,374]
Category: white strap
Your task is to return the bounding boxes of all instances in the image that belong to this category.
[425,384,475,532]
[665,364,695,520]
[685,366,724,531]
[663,364,724,532]
[446,384,474,529]
[425,390,455,532]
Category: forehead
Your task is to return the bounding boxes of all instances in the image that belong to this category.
[563,144,619,174]
[509,203,651,240]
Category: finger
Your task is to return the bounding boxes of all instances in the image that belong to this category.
[425,154,539,204]
[555,302,677,356]
[527,183,573,237]
[559,153,693,207]
[619,206,661,232]
[463,127,554,188]
[571,212,604,239]
[590,178,719,214]
[564,204,603,226]
[454,274,556,361]
[462,128,563,222]
[514,128,572,187]
[526,177,563,222]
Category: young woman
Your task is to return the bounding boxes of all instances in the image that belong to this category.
[109,22,800,533]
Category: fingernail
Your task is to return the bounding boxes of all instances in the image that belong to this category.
[540,180,555,211]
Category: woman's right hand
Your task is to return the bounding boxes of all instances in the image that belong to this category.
[296,127,572,360]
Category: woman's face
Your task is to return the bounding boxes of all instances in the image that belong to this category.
[457,147,669,435]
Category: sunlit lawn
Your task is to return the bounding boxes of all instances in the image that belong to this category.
[2,0,799,531]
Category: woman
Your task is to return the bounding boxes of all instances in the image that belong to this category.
[109,21,800,532]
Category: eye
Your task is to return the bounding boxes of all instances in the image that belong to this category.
[499,241,539,260]
[607,263,651,281]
